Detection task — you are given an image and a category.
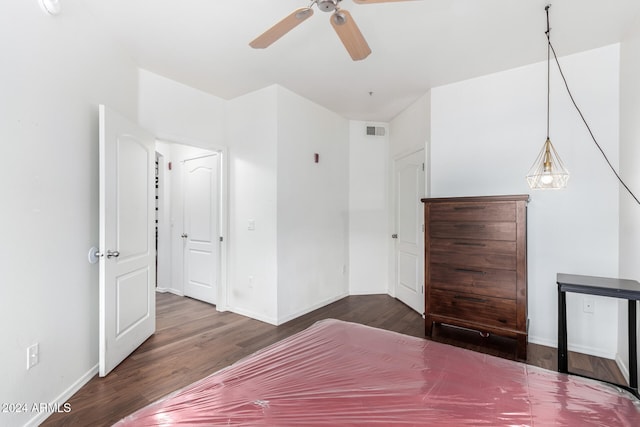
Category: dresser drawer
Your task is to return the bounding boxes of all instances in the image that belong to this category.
[430,289,517,329]
[430,238,516,255]
[430,264,516,299]
[430,221,516,241]
[428,201,516,222]
[430,250,516,271]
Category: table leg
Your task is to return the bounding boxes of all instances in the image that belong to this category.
[629,300,637,391]
[558,287,568,373]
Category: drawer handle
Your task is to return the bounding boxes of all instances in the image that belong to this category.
[454,242,486,247]
[454,268,486,275]
[453,206,486,210]
[454,295,489,303]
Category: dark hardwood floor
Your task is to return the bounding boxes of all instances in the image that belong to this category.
[42,292,627,426]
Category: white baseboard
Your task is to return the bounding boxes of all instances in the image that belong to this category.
[156,287,183,296]
[276,292,349,325]
[527,335,556,349]
[27,364,98,427]
[228,293,349,326]
[528,335,617,360]
[348,290,389,296]
[229,306,278,326]
[615,353,631,383]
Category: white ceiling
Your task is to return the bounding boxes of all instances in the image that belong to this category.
[78,0,640,121]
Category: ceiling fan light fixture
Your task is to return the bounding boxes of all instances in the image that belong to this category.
[332,11,347,25]
[295,8,313,20]
[317,0,340,13]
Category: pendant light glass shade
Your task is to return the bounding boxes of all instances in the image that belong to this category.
[526,137,569,189]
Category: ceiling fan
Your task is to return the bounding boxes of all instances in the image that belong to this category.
[249,0,417,61]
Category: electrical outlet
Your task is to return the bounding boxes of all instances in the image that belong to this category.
[27,343,39,370]
[583,297,595,314]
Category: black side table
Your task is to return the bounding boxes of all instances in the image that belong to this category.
[557,273,640,399]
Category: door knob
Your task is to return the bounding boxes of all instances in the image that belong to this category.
[106,250,120,259]
[181,233,188,238]
[391,234,398,239]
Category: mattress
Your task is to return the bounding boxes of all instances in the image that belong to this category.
[114,319,640,426]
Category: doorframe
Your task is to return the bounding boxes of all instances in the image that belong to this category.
[155,140,229,312]
[388,146,427,311]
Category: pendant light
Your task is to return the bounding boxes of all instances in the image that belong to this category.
[526,5,569,189]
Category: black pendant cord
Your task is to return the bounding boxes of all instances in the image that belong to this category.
[545,6,551,140]
[545,6,640,205]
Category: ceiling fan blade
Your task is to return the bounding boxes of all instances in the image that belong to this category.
[330,10,371,61]
[250,7,314,49]
[353,0,419,3]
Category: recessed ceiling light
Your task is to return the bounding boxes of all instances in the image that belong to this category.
[39,0,61,16]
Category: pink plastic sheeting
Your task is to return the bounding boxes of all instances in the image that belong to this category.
[114,319,640,426]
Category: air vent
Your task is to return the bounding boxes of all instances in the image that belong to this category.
[365,126,386,136]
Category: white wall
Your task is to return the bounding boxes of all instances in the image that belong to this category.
[140,74,352,325]
[138,69,226,148]
[618,18,640,381]
[430,45,621,358]
[349,121,390,295]
[226,86,280,324]
[0,3,138,427]
[277,87,350,320]
[389,93,431,159]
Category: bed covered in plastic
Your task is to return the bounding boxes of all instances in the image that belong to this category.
[114,319,639,426]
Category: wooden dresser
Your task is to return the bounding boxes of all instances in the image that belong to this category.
[421,195,529,360]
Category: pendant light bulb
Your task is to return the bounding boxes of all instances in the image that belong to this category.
[540,172,554,185]
[540,141,555,184]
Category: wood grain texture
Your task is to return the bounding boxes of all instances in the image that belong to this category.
[42,292,625,426]
[423,195,529,360]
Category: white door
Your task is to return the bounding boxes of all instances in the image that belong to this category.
[393,150,425,314]
[182,154,219,305]
[99,105,156,377]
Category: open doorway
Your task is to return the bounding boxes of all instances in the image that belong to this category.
[155,141,227,309]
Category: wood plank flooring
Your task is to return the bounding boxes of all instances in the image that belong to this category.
[42,292,627,426]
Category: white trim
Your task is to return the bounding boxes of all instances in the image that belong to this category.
[615,353,630,384]
[228,292,349,326]
[156,287,184,297]
[28,365,98,427]
[229,307,278,326]
[218,146,230,312]
[528,335,618,360]
[276,293,349,325]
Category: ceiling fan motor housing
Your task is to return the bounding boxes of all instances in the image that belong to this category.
[317,0,341,12]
